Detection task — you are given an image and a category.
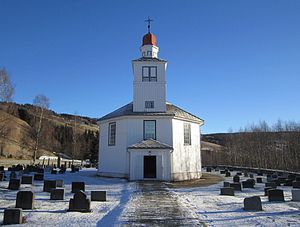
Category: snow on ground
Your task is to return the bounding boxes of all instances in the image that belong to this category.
[170,170,300,227]
[0,168,300,226]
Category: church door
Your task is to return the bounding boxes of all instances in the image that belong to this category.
[144,156,156,178]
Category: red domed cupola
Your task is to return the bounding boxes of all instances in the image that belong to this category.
[142,32,157,46]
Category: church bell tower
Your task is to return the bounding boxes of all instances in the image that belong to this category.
[132,18,167,112]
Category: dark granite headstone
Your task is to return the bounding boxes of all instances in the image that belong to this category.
[16,191,35,210]
[21,176,33,185]
[293,181,300,189]
[51,169,57,174]
[256,177,263,183]
[3,208,23,225]
[242,180,255,188]
[265,182,277,188]
[220,187,235,196]
[43,180,57,192]
[249,173,254,178]
[233,175,240,183]
[292,189,300,201]
[283,180,293,186]
[8,179,21,190]
[268,189,284,202]
[91,191,107,201]
[264,187,272,196]
[72,182,85,193]
[68,190,91,212]
[206,167,212,172]
[50,188,64,200]
[244,196,263,211]
[225,172,231,177]
[230,182,242,191]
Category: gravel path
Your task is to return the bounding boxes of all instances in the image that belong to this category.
[119,181,205,226]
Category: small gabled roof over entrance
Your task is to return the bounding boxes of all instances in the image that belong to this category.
[128,139,173,150]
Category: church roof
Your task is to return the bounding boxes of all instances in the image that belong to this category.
[128,139,173,150]
[98,102,204,124]
[132,57,167,62]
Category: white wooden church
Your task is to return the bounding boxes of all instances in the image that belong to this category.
[98,24,204,181]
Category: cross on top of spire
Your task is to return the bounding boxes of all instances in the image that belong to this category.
[145,16,153,33]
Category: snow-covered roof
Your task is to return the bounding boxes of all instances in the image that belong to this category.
[99,102,203,124]
[128,139,173,150]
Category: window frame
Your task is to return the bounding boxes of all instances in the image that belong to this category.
[145,101,154,109]
[184,123,191,146]
[142,66,157,82]
[143,120,156,140]
[108,122,116,146]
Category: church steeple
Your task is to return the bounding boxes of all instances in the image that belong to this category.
[132,19,167,113]
[140,17,159,58]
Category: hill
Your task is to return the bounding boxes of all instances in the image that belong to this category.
[202,132,300,172]
[0,102,99,162]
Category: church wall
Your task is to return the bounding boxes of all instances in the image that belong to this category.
[98,119,129,178]
[171,119,202,181]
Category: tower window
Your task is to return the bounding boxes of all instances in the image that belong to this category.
[145,101,154,109]
[108,122,116,146]
[184,123,191,145]
[144,120,156,140]
[147,51,152,56]
[142,66,157,82]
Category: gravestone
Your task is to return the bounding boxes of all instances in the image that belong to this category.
[43,180,57,192]
[68,190,91,212]
[51,169,57,174]
[284,180,293,186]
[268,189,284,202]
[242,180,255,189]
[220,187,234,196]
[16,191,35,210]
[21,176,33,185]
[244,196,263,211]
[220,170,226,174]
[50,188,64,200]
[292,189,300,201]
[223,181,230,187]
[249,173,254,178]
[257,172,263,176]
[34,173,44,181]
[10,171,17,179]
[233,175,240,183]
[72,182,85,193]
[278,176,287,184]
[0,166,4,171]
[264,187,272,196]
[56,179,64,187]
[91,191,107,201]
[230,182,242,191]
[206,167,212,172]
[0,172,4,181]
[244,172,249,177]
[256,177,263,183]
[236,172,242,176]
[3,208,23,225]
[295,176,300,182]
[225,172,231,177]
[8,179,21,190]
[265,182,277,189]
[292,181,300,189]
[288,174,296,181]
[37,168,44,174]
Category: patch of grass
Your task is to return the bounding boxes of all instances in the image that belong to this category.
[166,173,224,188]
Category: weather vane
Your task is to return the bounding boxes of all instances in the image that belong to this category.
[145,16,153,33]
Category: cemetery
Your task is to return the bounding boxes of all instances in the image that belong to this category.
[0,165,299,226]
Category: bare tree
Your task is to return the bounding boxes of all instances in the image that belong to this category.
[0,68,14,102]
[32,94,50,163]
[0,68,15,156]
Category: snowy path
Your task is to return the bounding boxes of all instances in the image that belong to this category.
[117,181,204,226]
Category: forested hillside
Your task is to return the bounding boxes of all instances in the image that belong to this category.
[0,102,99,163]
[202,121,300,172]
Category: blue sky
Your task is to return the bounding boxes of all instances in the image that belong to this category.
[0,0,299,133]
